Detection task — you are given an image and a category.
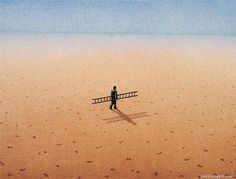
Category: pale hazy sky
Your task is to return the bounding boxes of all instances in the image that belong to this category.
[1,0,236,34]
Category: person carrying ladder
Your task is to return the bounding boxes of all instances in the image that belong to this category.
[110,86,117,110]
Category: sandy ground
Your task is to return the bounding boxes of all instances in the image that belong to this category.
[1,34,236,179]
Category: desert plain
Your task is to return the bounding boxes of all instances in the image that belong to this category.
[0,34,236,178]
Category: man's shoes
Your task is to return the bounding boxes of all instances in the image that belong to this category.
[114,107,117,109]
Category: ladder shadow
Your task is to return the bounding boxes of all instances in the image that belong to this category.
[103,109,149,125]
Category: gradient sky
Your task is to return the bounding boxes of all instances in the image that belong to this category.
[1,0,236,34]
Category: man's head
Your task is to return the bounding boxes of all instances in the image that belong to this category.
[113,86,116,90]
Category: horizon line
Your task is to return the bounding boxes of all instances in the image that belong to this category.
[1,31,236,36]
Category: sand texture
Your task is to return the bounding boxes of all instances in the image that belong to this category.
[1,35,236,178]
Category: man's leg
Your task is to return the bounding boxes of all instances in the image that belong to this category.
[114,100,117,109]
[110,101,113,109]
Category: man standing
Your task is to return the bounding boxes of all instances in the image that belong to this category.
[110,86,117,109]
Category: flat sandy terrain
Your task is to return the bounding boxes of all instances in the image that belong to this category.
[1,34,236,178]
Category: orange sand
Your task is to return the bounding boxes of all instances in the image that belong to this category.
[1,34,236,178]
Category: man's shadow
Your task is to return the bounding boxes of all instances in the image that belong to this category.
[113,109,137,125]
[103,109,149,125]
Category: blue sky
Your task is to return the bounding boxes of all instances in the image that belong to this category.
[1,0,236,34]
